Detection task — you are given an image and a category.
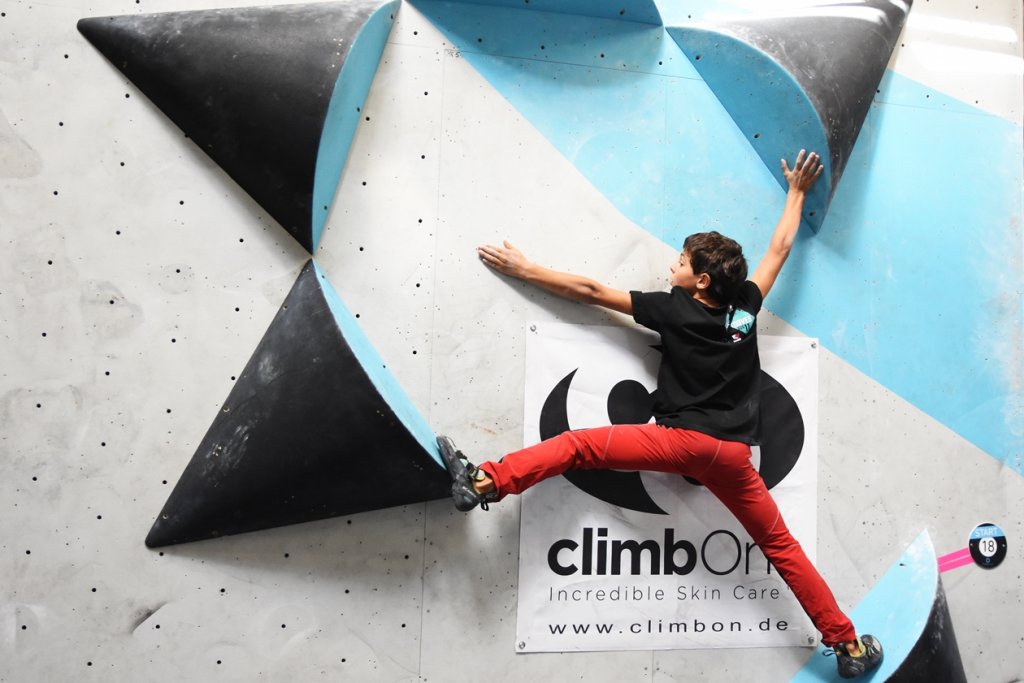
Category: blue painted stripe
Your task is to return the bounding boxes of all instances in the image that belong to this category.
[313,1,400,252]
[790,530,937,681]
[313,260,443,467]
[419,2,1023,475]
[415,0,663,25]
[416,0,689,77]
[776,71,1023,475]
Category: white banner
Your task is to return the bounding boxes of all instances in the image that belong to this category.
[516,323,819,652]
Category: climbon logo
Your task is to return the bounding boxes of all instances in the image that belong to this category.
[547,527,772,577]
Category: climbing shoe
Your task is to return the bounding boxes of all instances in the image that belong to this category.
[437,435,496,511]
[828,634,883,679]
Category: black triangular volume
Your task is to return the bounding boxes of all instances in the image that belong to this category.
[78,2,395,253]
[146,261,449,547]
[669,1,912,231]
[895,581,967,682]
[794,532,966,680]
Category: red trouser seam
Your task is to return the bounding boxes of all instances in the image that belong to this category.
[697,437,723,481]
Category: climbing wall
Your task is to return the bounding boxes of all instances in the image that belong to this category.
[1,0,1021,681]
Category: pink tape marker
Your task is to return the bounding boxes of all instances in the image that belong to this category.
[937,547,972,573]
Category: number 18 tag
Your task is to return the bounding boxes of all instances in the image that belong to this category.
[968,523,1007,569]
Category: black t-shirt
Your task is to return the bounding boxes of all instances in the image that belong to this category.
[630,281,763,444]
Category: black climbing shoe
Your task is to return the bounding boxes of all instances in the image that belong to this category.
[437,436,496,512]
[829,634,883,679]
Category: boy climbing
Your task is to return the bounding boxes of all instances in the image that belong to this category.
[439,150,882,679]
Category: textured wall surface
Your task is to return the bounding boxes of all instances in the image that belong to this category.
[1,0,1021,681]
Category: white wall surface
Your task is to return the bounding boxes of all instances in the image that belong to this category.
[1,0,1021,681]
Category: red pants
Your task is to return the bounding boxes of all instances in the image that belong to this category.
[480,424,856,646]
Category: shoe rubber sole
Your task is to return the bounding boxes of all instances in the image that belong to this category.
[837,634,883,679]
[437,436,479,512]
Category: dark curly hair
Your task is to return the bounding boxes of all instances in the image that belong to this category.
[682,231,748,305]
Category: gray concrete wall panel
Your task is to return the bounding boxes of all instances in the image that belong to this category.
[1,0,1021,681]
